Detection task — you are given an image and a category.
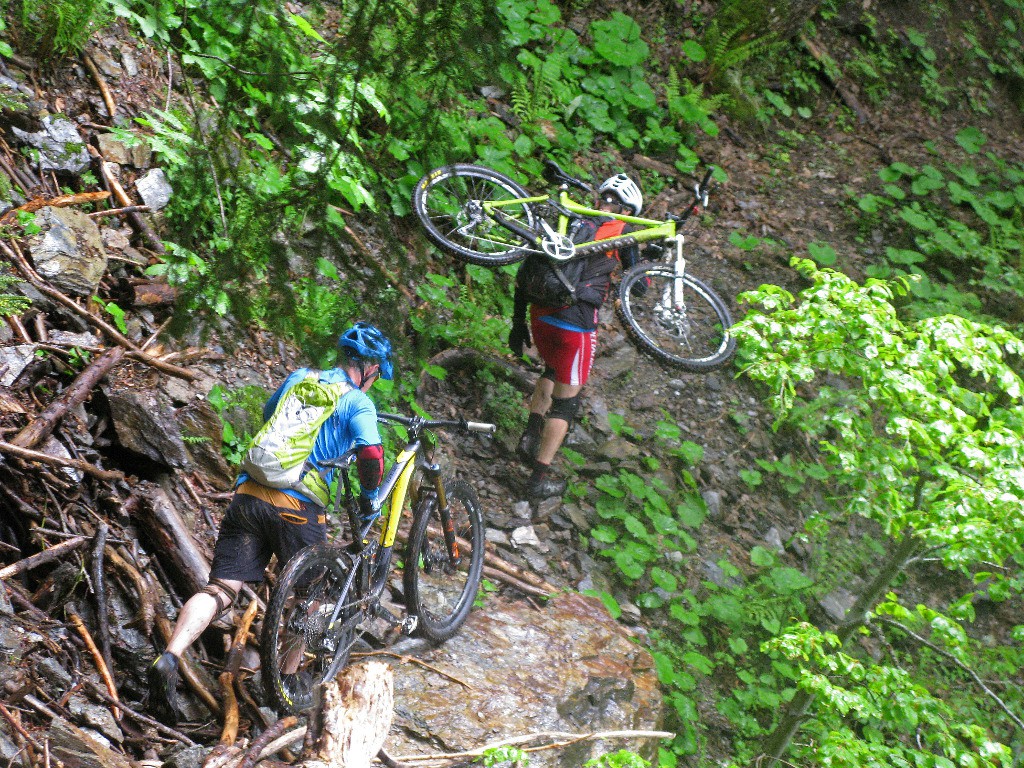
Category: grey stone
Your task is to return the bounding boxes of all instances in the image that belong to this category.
[701,489,722,520]
[11,116,90,173]
[485,528,511,547]
[105,387,189,468]
[597,436,640,461]
[68,696,123,744]
[160,745,208,768]
[511,525,545,551]
[819,588,857,623]
[97,133,150,168]
[0,729,25,768]
[27,207,108,297]
[0,344,37,387]
[764,526,786,555]
[35,657,73,690]
[135,168,172,211]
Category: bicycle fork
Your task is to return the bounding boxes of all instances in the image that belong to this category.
[421,461,462,566]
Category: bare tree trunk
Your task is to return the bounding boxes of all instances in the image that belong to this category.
[758,531,921,765]
[300,662,394,768]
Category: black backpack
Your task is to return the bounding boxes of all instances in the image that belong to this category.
[515,219,609,307]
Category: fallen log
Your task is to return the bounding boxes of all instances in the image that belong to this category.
[0,439,124,481]
[11,346,125,450]
[136,484,211,596]
[0,535,87,579]
[0,190,111,226]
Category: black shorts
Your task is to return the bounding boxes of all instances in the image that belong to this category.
[208,490,326,583]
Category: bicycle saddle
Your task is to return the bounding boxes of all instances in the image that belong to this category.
[543,159,592,193]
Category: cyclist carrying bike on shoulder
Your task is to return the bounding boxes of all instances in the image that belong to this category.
[509,173,644,500]
[148,322,394,723]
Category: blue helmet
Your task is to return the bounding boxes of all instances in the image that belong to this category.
[338,322,394,380]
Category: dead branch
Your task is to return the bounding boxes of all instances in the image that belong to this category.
[0,191,112,226]
[0,439,124,481]
[87,145,166,254]
[82,50,117,119]
[0,535,88,579]
[11,346,125,449]
[417,347,535,399]
[218,597,259,746]
[237,716,297,768]
[87,204,151,219]
[90,522,113,672]
[482,565,552,599]
[351,651,472,689]
[388,729,675,766]
[799,34,871,125]
[104,544,155,636]
[67,609,122,721]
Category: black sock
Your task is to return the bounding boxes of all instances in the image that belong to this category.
[530,459,550,482]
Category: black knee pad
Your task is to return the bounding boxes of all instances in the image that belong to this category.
[540,367,556,384]
[201,578,238,616]
[548,393,581,424]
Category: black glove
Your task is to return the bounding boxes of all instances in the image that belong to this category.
[509,321,531,356]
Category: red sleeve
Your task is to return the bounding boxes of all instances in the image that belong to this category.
[356,444,384,491]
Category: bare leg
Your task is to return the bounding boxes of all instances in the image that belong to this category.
[164,577,243,658]
[528,375,554,415]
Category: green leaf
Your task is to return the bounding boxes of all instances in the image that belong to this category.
[954,126,987,154]
[750,546,776,567]
[590,12,649,67]
[681,39,706,62]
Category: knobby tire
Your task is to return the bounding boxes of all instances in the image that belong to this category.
[616,264,737,372]
[260,542,356,715]
[412,164,537,266]
[403,479,484,642]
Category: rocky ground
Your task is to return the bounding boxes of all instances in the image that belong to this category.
[1,7,1023,768]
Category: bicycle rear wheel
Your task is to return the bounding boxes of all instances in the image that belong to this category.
[413,164,537,266]
[616,264,737,372]
[403,479,484,642]
[260,543,356,714]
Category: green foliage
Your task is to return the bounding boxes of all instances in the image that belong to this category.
[0,270,30,317]
[584,751,649,768]
[480,745,529,767]
[207,383,269,465]
[410,267,515,353]
[14,0,111,59]
[851,133,1024,330]
[734,260,1024,763]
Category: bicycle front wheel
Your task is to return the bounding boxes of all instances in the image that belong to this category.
[260,543,356,714]
[412,164,537,266]
[616,264,737,372]
[403,479,484,642]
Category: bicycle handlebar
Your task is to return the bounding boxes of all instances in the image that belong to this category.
[377,412,497,435]
[670,166,715,225]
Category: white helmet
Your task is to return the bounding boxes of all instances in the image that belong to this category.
[598,173,643,215]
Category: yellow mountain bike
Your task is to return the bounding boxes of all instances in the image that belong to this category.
[260,412,495,714]
[412,160,736,372]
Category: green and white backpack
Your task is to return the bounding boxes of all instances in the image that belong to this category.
[240,372,352,508]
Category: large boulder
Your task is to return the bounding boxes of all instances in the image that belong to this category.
[386,592,663,767]
[27,207,108,298]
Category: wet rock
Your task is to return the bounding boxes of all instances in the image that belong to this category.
[596,436,640,461]
[135,168,172,211]
[819,587,857,623]
[105,387,189,469]
[0,730,25,768]
[160,744,208,768]
[11,116,91,173]
[68,696,124,744]
[601,343,639,380]
[27,207,108,298]
[48,717,133,768]
[176,399,234,488]
[35,657,73,690]
[0,344,37,387]
[389,593,662,767]
[763,526,786,555]
[588,395,612,434]
[701,489,722,520]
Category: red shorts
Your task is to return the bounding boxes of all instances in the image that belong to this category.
[531,314,595,386]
